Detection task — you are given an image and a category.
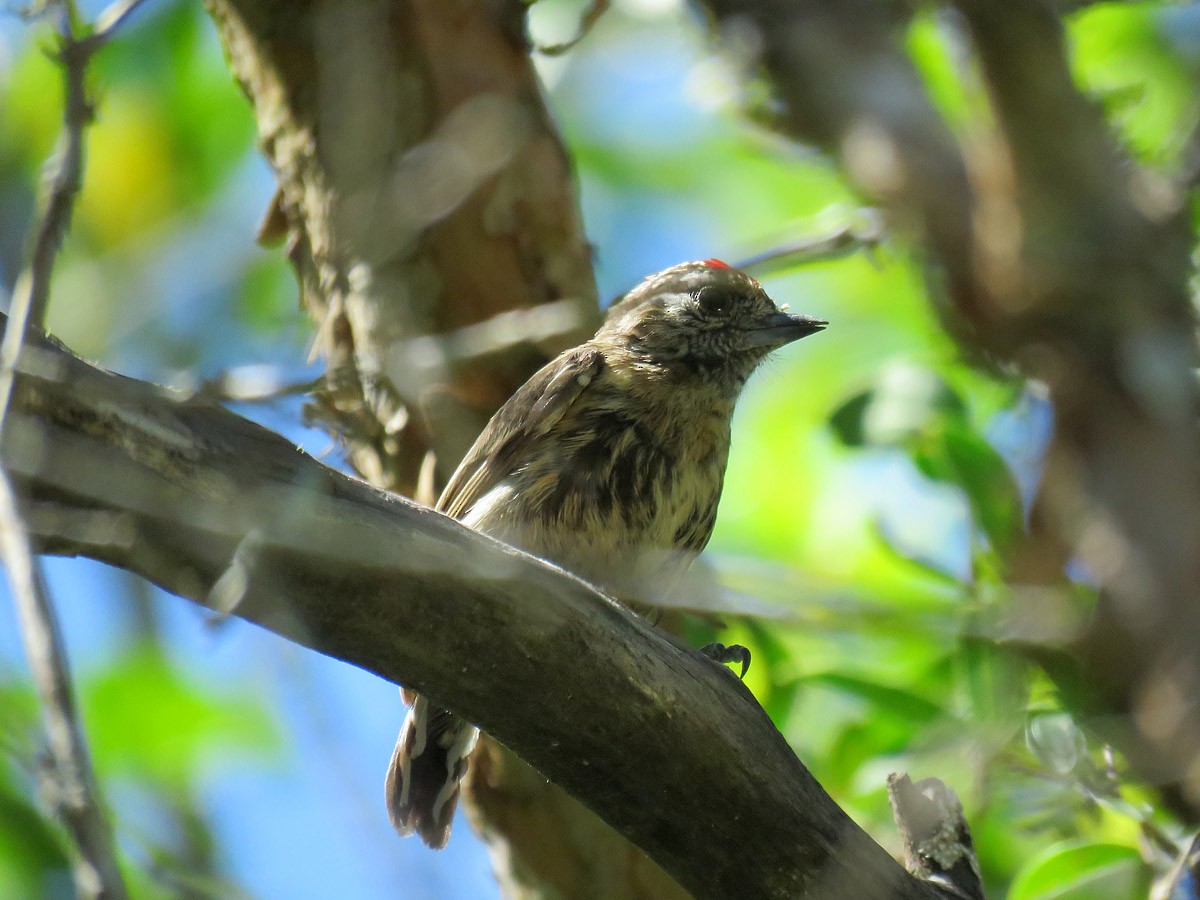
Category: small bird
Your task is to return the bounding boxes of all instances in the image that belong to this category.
[384,259,827,848]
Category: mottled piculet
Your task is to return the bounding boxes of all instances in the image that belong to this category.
[384,259,827,848]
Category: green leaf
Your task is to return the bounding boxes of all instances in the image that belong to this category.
[809,673,947,789]
[0,769,70,898]
[940,423,1024,553]
[830,390,872,446]
[865,363,964,445]
[236,254,295,333]
[1070,6,1198,168]
[0,682,37,749]
[1008,842,1151,900]
[906,13,973,130]
[960,638,1030,729]
[829,364,968,449]
[804,672,945,724]
[81,645,280,788]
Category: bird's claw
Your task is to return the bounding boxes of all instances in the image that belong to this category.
[700,642,751,679]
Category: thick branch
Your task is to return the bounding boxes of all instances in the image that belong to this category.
[204,0,599,493]
[710,0,1200,817]
[950,0,1200,815]
[3,323,945,900]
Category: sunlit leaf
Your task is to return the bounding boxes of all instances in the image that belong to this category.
[865,363,962,445]
[81,646,279,788]
[0,682,37,748]
[960,638,1030,729]
[0,35,64,168]
[906,13,973,130]
[809,672,948,791]
[1008,842,1151,900]
[829,363,968,449]
[1070,5,1199,167]
[237,254,295,334]
[803,672,945,723]
[935,423,1024,553]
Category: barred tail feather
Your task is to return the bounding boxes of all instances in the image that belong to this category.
[385,694,478,849]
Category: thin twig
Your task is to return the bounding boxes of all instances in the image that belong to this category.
[0,0,149,432]
[0,2,150,897]
[86,0,149,47]
[190,367,322,404]
[535,0,609,56]
[1154,833,1200,900]
[0,470,127,900]
[735,212,884,276]
[3,313,955,899]
[19,16,91,331]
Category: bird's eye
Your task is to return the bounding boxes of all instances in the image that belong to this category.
[697,287,733,316]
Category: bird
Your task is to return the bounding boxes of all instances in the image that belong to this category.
[384,258,827,848]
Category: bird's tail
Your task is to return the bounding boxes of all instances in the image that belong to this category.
[385,692,478,849]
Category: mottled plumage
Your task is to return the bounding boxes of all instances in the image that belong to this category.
[385,260,826,848]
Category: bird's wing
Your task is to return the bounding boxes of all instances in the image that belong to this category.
[437,345,605,520]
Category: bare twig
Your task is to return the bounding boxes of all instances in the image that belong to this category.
[0,3,151,897]
[1153,833,1200,900]
[4,313,955,900]
[85,0,149,48]
[535,0,610,56]
[382,296,597,377]
[0,469,126,900]
[184,366,322,405]
[735,211,885,275]
[0,0,150,431]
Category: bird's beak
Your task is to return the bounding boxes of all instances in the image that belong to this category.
[743,312,828,349]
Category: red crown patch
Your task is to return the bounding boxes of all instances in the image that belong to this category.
[703,258,730,269]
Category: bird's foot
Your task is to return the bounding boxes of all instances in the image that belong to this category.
[699,642,751,679]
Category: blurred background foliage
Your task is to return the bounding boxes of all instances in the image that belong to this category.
[0,0,1197,897]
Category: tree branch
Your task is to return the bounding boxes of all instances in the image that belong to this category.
[949,0,1200,819]
[707,0,1200,819]
[203,0,600,494]
[8,0,149,334]
[0,4,152,896]
[0,469,127,900]
[202,1,629,889]
[734,211,884,277]
[702,0,986,336]
[4,319,951,900]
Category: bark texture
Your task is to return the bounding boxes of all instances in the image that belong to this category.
[3,323,950,900]
[203,1,679,894]
[206,0,599,494]
[701,0,1200,817]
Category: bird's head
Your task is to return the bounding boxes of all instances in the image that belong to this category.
[597,259,827,392]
